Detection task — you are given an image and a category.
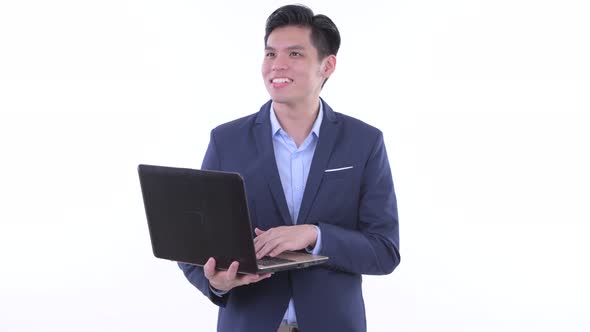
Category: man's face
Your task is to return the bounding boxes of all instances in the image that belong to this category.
[262,26,330,106]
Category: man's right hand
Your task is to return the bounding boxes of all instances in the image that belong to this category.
[203,257,272,292]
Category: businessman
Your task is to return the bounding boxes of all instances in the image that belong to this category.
[179,5,400,332]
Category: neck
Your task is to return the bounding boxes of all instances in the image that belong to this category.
[273,98,320,147]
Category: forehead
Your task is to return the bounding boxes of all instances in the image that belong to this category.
[265,25,314,49]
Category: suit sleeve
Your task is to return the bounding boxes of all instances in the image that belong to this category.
[318,132,401,275]
[177,130,229,306]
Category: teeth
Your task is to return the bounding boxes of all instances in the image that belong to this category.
[272,78,292,83]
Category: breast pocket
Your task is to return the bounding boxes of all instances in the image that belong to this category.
[323,166,355,181]
[309,165,359,226]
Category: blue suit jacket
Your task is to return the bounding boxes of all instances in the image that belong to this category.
[179,99,400,332]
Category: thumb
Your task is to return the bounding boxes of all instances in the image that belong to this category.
[254,228,265,236]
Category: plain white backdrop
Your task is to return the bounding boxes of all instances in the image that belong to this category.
[1,0,589,331]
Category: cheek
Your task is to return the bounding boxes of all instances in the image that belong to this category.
[261,63,271,76]
[260,60,272,75]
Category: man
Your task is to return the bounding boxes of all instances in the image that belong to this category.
[179,4,400,332]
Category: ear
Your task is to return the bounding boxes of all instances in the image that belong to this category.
[321,55,337,78]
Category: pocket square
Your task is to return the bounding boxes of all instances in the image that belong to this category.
[324,166,354,173]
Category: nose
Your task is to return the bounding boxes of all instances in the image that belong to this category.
[271,54,289,71]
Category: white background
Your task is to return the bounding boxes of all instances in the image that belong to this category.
[1,0,589,331]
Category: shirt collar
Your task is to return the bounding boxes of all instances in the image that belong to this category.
[270,101,324,138]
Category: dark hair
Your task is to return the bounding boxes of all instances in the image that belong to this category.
[264,4,341,60]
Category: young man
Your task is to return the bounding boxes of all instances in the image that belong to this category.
[179,5,400,332]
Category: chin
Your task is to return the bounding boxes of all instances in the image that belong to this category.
[269,95,293,105]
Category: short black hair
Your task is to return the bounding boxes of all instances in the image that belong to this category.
[264,4,341,60]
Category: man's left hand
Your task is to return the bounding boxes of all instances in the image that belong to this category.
[253,225,318,259]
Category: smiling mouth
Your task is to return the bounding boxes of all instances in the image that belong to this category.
[271,78,293,84]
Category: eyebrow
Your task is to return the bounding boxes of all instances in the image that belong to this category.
[264,45,306,51]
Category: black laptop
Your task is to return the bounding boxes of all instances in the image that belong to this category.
[138,164,328,274]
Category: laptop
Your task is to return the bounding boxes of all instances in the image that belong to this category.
[138,164,329,274]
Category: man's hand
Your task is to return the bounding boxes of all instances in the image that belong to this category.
[203,257,272,292]
[253,225,318,259]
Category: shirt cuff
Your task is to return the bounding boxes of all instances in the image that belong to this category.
[209,285,228,297]
[305,225,322,255]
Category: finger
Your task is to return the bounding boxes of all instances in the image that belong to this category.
[253,228,266,248]
[242,274,260,284]
[225,261,239,282]
[254,231,270,253]
[203,257,216,279]
[254,236,264,253]
[224,261,240,288]
[269,243,287,257]
[255,239,270,259]
[243,272,272,284]
[260,273,273,279]
[256,238,280,259]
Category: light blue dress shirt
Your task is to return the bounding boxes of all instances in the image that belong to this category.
[211,102,324,326]
[270,102,323,325]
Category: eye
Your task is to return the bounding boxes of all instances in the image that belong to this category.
[265,52,275,57]
[290,51,302,57]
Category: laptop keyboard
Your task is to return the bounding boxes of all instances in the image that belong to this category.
[257,256,294,266]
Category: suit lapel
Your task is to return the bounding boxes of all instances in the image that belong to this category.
[296,99,341,225]
[253,101,292,226]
